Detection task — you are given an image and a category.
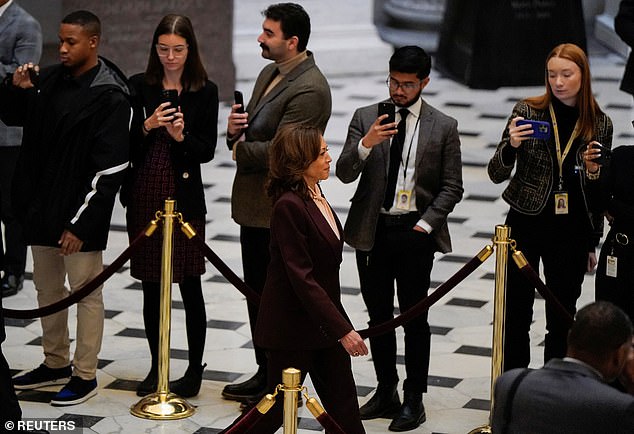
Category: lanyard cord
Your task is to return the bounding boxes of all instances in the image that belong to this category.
[549,103,580,190]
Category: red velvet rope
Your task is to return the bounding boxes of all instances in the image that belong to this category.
[188,232,261,306]
[515,260,574,327]
[2,228,150,319]
[221,403,267,433]
[358,253,486,339]
[315,413,347,434]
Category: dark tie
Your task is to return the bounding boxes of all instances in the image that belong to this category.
[383,108,409,211]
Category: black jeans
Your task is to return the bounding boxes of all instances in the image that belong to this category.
[503,210,588,371]
[356,216,435,393]
[0,147,27,277]
[239,226,271,370]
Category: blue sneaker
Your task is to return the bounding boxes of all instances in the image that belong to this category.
[13,364,71,390]
[50,376,97,406]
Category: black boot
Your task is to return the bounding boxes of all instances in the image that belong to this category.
[221,367,267,402]
[388,391,426,432]
[359,383,401,420]
[136,366,157,397]
[170,363,206,398]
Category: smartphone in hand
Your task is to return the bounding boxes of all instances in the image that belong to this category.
[591,143,612,165]
[234,90,245,114]
[516,119,551,140]
[378,102,395,125]
[28,67,39,88]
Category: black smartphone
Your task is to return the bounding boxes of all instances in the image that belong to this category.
[591,143,612,165]
[378,102,395,125]
[28,67,39,88]
[161,89,179,110]
[234,90,245,114]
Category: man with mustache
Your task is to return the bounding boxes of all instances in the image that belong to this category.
[223,2,331,404]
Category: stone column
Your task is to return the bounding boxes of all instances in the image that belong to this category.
[594,0,628,57]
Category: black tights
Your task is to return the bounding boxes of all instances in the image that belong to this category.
[142,277,207,370]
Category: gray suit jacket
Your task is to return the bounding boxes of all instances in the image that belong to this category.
[491,359,634,434]
[231,51,331,228]
[336,99,463,253]
[0,1,41,147]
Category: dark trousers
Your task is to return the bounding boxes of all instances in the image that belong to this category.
[503,211,588,371]
[596,227,634,322]
[142,277,207,369]
[0,147,27,277]
[256,345,365,434]
[240,226,270,370]
[1,296,22,427]
[356,215,435,393]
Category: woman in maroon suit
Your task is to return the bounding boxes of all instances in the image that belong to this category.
[253,124,368,433]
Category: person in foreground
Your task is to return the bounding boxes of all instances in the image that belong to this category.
[224,124,367,433]
[223,2,332,403]
[0,10,130,406]
[490,301,634,434]
[488,43,612,371]
[121,14,218,398]
[336,45,463,432]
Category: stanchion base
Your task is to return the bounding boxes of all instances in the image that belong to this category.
[130,392,196,420]
[468,424,491,434]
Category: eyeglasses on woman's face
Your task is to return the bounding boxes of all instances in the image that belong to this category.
[155,44,188,58]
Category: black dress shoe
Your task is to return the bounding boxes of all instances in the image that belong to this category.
[1,274,24,298]
[359,383,401,420]
[136,367,157,397]
[221,367,267,402]
[170,363,206,398]
[389,391,426,432]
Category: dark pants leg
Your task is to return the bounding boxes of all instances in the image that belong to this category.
[0,147,27,277]
[141,281,160,369]
[239,226,270,370]
[0,296,21,426]
[257,347,365,434]
[178,276,207,367]
[357,221,434,393]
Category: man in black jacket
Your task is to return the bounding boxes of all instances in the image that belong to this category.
[0,10,130,406]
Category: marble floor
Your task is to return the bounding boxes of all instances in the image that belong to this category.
[3,31,634,434]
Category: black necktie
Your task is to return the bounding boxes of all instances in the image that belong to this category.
[383,108,409,211]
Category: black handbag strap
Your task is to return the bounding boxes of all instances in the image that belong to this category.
[500,368,533,434]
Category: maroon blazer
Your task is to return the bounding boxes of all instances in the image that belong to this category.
[254,191,354,350]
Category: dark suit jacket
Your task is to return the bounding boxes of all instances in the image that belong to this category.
[231,52,331,228]
[616,0,634,96]
[254,191,353,350]
[336,99,463,253]
[0,1,41,147]
[491,359,634,434]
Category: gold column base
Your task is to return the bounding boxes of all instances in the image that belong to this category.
[468,424,491,434]
[130,392,196,420]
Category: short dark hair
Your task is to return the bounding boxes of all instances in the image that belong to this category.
[145,14,208,92]
[266,123,322,202]
[62,10,101,37]
[262,3,311,52]
[568,301,633,356]
[389,45,431,80]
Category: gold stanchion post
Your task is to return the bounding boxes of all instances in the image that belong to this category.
[470,224,511,434]
[131,199,196,420]
[283,368,301,434]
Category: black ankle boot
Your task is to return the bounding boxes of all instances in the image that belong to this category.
[136,366,158,397]
[170,363,206,398]
[221,366,267,402]
[359,383,401,420]
[389,391,426,432]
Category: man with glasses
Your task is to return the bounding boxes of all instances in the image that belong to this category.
[336,45,463,432]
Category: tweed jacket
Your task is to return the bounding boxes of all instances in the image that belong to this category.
[488,101,612,240]
[254,191,353,350]
[336,99,463,253]
[0,1,41,147]
[490,359,634,434]
[230,51,331,228]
